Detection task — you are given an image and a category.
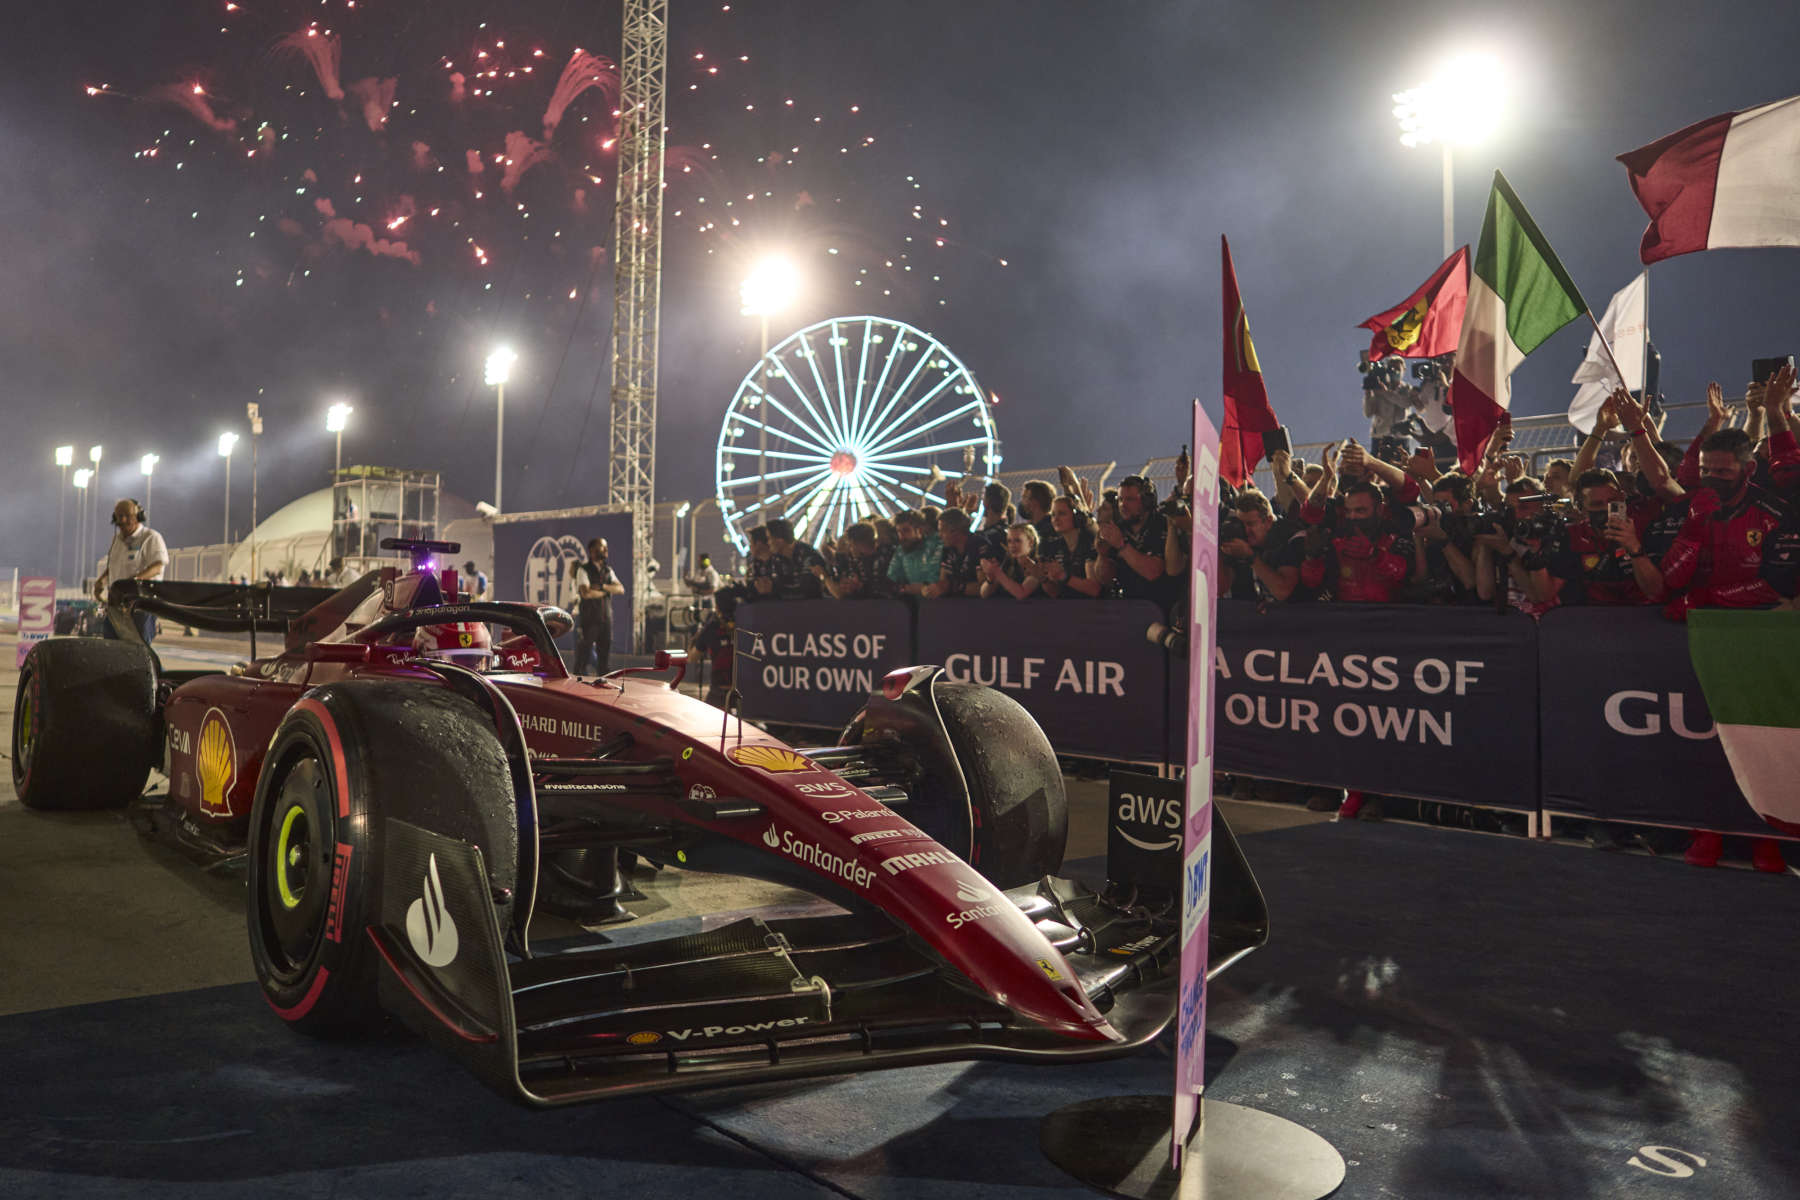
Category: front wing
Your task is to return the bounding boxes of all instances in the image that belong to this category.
[369,818,1191,1105]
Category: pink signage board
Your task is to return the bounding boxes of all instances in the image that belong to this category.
[1172,402,1221,1168]
[16,577,56,668]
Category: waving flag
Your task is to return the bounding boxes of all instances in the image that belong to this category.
[1220,237,1280,488]
[1449,172,1587,471]
[1619,95,1800,264]
[1687,609,1800,834]
[1359,246,1469,361]
[1568,272,1648,434]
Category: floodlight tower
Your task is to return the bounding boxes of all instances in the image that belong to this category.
[1393,52,1508,258]
[607,0,668,651]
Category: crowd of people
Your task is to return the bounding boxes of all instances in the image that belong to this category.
[692,364,1800,872]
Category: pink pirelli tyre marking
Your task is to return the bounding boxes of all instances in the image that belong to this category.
[266,966,331,1021]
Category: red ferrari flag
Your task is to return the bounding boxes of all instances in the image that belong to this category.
[1220,237,1280,488]
[1358,246,1469,361]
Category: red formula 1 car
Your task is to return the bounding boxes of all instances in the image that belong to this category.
[11,539,1266,1104]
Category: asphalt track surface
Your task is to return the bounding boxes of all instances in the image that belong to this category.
[4,627,1798,1198]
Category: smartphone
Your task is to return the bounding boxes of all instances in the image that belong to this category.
[1752,355,1794,384]
[1261,426,1292,457]
[1498,410,1513,428]
[1607,500,1627,523]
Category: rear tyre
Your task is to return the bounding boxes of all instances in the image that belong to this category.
[11,639,158,810]
[934,682,1068,889]
[247,681,517,1037]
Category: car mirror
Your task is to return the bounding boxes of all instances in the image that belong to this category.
[537,605,574,638]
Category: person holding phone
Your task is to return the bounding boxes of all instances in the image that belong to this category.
[1532,469,1645,607]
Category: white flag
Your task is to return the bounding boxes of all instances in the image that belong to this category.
[1568,272,1648,434]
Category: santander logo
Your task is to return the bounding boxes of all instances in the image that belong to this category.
[762,824,780,848]
[405,853,460,968]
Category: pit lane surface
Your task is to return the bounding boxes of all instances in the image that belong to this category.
[5,626,1796,1199]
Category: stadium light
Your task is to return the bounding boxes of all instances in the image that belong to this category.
[55,445,74,468]
[1393,52,1508,257]
[139,452,159,516]
[740,257,802,507]
[485,347,516,512]
[218,432,238,546]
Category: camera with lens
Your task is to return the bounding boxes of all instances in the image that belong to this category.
[1146,621,1188,658]
[1359,354,1406,393]
[1218,510,1248,548]
[1410,354,1452,386]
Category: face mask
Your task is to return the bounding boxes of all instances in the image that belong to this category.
[1702,476,1737,501]
[1587,511,1608,530]
[1353,517,1381,537]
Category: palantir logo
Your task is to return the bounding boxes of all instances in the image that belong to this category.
[405,853,460,968]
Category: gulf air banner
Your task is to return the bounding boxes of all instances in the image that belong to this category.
[17,577,55,667]
[1173,401,1222,1169]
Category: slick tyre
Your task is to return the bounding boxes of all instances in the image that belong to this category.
[247,681,517,1037]
[11,639,158,810]
[934,681,1068,889]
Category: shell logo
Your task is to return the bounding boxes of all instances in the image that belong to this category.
[727,745,813,773]
[196,708,237,815]
[626,1031,662,1045]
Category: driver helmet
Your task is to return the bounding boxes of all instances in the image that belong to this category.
[412,621,493,666]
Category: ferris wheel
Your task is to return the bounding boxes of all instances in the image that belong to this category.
[715,315,1002,552]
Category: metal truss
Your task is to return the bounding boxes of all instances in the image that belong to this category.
[608,0,668,651]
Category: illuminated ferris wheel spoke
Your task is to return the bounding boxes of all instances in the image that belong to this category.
[719,446,832,467]
[772,348,847,449]
[732,408,836,457]
[737,469,835,521]
[860,372,964,458]
[718,461,834,492]
[717,316,1000,552]
[853,347,935,451]
[796,327,850,448]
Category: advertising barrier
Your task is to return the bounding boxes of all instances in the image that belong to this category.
[917,598,1172,763]
[734,599,913,729]
[1182,602,1540,811]
[1538,607,1767,836]
[492,509,634,657]
[726,591,1782,837]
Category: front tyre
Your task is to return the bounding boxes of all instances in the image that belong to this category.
[247,682,518,1037]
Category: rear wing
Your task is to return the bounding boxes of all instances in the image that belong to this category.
[106,579,347,656]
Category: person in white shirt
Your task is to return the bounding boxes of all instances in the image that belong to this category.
[94,498,169,643]
[685,552,719,598]
[463,559,491,602]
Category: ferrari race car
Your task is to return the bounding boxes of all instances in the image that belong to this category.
[11,539,1267,1105]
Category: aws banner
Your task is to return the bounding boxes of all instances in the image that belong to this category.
[492,509,634,657]
[917,598,1172,762]
[1192,601,1539,810]
[735,599,914,729]
[1537,607,1767,836]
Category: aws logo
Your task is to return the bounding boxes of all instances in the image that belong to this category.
[1114,790,1181,852]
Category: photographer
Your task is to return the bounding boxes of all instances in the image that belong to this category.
[1412,473,1482,603]
[1535,469,1646,606]
[1221,490,1305,603]
[1095,475,1169,603]
[1472,477,1562,615]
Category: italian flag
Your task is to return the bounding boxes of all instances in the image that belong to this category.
[1448,172,1587,472]
[1619,95,1800,264]
[1687,609,1800,835]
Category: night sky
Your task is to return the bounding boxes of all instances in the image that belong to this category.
[4,0,1797,576]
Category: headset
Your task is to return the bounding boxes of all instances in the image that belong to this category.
[111,499,147,528]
